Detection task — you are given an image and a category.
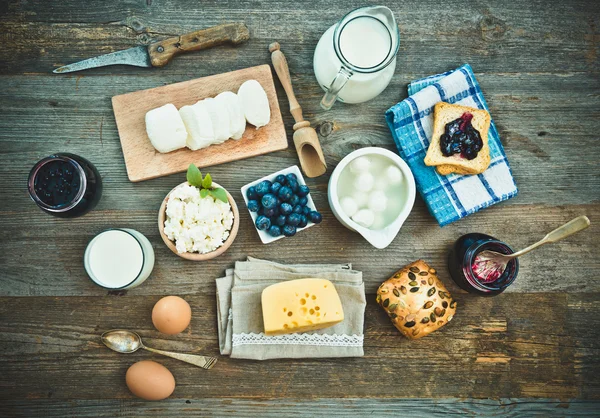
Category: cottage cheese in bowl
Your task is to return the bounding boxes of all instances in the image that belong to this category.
[163,184,234,254]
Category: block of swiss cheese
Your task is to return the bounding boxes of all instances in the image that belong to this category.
[261,278,344,335]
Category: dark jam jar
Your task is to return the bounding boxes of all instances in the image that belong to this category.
[28,153,102,218]
[448,233,518,296]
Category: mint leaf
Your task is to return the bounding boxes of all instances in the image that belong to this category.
[210,187,228,203]
[202,172,212,189]
[200,188,210,198]
[186,164,202,187]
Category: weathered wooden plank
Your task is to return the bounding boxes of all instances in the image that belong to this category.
[0,71,598,202]
[1,398,599,417]
[0,0,598,74]
[0,293,597,400]
[0,204,597,296]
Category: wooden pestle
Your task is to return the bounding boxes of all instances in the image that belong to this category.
[269,42,327,178]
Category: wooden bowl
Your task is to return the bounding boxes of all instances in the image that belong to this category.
[158,182,239,261]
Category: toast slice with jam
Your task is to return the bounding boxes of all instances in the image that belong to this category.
[424,102,491,175]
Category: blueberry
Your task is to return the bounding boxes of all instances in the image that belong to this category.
[256,180,272,197]
[274,214,287,226]
[293,205,303,214]
[299,196,308,207]
[309,211,322,224]
[267,225,281,237]
[246,186,258,200]
[288,194,299,206]
[287,179,299,193]
[446,120,460,137]
[450,141,462,155]
[298,215,308,228]
[275,174,287,185]
[280,202,293,215]
[278,186,293,202]
[286,173,297,182]
[302,206,311,216]
[247,200,260,212]
[297,184,310,197]
[287,213,302,226]
[261,193,277,209]
[257,206,264,216]
[255,215,271,231]
[282,224,297,237]
[264,207,276,217]
[270,182,282,195]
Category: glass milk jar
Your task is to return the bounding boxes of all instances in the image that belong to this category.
[314,6,400,110]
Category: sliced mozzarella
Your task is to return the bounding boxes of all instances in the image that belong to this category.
[202,97,230,143]
[179,102,214,151]
[145,103,187,153]
[215,91,246,140]
[237,79,270,128]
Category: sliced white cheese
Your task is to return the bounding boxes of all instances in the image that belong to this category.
[145,103,187,153]
[202,97,230,143]
[215,91,246,140]
[237,79,270,128]
[179,102,215,151]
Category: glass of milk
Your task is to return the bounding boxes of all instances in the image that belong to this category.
[84,228,155,290]
[314,6,400,110]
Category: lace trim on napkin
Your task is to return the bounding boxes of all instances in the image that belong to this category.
[231,332,364,347]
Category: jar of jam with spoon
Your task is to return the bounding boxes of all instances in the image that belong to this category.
[28,153,102,218]
[448,216,590,296]
[448,233,519,296]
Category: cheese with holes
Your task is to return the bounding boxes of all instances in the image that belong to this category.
[261,278,344,335]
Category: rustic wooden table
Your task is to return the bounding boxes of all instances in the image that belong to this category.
[1,0,599,416]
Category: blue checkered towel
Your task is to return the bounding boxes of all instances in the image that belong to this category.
[385,64,518,226]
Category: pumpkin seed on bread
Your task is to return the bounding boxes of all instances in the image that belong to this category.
[376,259,457,339]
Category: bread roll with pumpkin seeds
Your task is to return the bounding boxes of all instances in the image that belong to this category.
[376,260,457,339]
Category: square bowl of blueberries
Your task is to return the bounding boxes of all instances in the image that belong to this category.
[241,165,323,244]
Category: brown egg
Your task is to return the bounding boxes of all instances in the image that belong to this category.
[125,360,175,400]
[152,296,192,334]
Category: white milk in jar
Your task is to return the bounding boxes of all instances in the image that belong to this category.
[84,228,155,289]
[314,6,399,105]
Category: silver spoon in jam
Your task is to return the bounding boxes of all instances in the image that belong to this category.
[473,216,590,282]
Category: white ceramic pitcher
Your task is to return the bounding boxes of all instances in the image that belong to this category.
[314,6,400,110]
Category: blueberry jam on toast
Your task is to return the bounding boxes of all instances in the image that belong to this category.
[439,112,483,160]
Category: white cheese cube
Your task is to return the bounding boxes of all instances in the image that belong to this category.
[237,79,270,128]
[145,103,187,153]
[179,102,215,151]
[215,91,246,140]
[202,97,230,143]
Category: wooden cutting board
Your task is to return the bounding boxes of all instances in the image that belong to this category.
[112,64,288,182]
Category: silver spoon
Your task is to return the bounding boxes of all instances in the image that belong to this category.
[473,216,591,282]
[101,329,217,370]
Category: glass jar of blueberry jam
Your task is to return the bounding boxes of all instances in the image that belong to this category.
[448,233,519,296]
[28,153,102,218]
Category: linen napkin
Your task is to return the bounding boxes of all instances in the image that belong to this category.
[216,257,365,360]
[385,63,518,226]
